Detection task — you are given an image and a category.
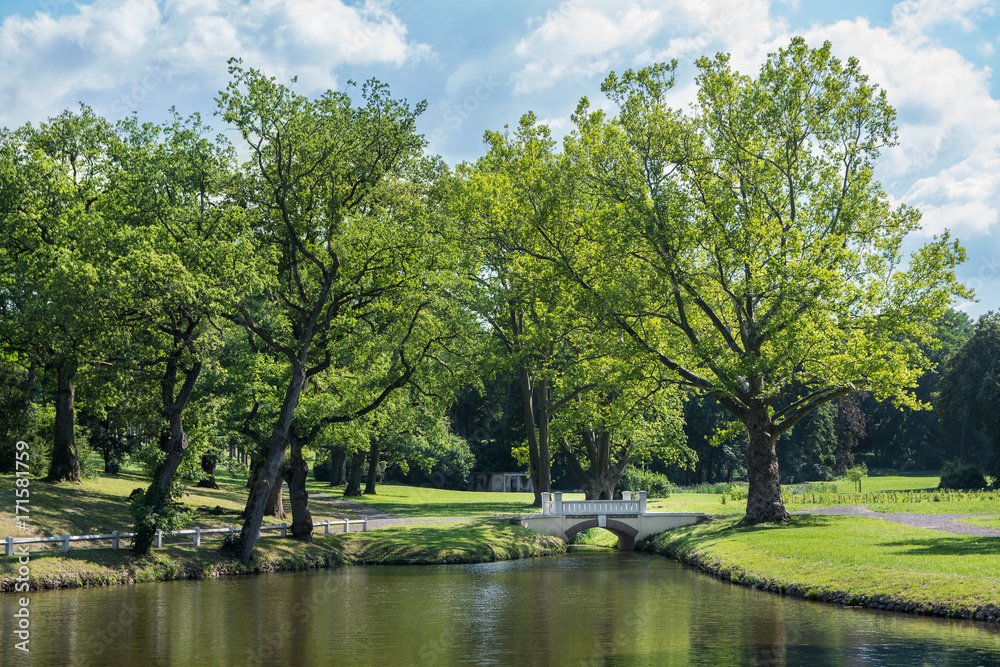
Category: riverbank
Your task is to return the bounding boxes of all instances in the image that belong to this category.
[641,515,1000,623]
[0,518,566,592]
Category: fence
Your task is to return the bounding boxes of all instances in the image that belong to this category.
[540,491,648,516]
[4,518,368,557]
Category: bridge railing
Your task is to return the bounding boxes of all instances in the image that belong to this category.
[540,491,647,515]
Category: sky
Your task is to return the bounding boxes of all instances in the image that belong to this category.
[1,0,999,316]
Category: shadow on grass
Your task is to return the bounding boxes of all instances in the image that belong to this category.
[880,535,1000,557]
[717,514,840,534]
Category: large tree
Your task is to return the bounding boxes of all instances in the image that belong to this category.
[0,107,116,482]
[218,63,465,560]
[520,39,969,522]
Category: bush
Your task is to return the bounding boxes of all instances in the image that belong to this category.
[314,455,333,482]
[938,460,987,490]
[616,467,673,499]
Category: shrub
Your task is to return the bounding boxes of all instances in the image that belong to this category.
[314,455,333,482]
[616,467,673,499]
[938,460,987,490]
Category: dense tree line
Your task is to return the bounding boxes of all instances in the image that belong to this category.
[0,38,991,560]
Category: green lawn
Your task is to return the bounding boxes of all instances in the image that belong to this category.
[958,516,1000,530]
[307,481,548,518]
[649,515,1000,610]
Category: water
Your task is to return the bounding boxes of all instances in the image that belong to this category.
[3,548,1000,665]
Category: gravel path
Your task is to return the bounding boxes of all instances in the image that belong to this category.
[797,505,1000,537]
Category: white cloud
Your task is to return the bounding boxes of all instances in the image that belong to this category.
[781,16,1000,238]
[891,0,994,35]
[512,1,665,93]
[0,0,431,127]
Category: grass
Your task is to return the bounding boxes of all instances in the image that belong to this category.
[645,515,1000,612]
[958,516,1000,530]
[307,481,547,518]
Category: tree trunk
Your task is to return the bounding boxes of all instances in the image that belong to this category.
[518,367,551,506]
[132,360,202,556]
[47,362,80,482]
[288,436,312,541]
[364,440,380,495]
[742,409,789,523]
[239,363,308,561]
[344,448,366,497]
[563,431,627,501]
[330,446,347,486]
[265,477,285,519]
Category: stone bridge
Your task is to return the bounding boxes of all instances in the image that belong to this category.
[516,491,705,551]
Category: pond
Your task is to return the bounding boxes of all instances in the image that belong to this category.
[3,548,1000,665]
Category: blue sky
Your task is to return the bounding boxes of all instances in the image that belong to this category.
[2,0,999,316]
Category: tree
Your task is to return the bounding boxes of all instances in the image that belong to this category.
[217,62,465,559]
[100,111,245,555]
[524,39,969,522]
[936,312,1000,486]
[0,107,116,482]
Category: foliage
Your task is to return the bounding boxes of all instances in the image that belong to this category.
[616,467,673,499]
[493,38,970,522]
[843,463,869,493]
[313,455,334,483]
[938,460,987,490]
[936,312,1000,485]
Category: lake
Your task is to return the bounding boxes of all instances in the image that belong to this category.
[3,548,1000,665]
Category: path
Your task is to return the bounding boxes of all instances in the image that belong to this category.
[797,505,1000,537]
[306,492,484,529]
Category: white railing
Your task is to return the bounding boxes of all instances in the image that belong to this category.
[4,517,368,557]
[540,491,647,516]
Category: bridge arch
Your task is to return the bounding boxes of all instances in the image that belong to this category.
[564,518,639,551]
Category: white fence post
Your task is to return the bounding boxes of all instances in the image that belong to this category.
[5,536,12,557]
[112,531,119,550]
[324,520,330,534]
[61,533,70,553]
[363,518,368,532]
[638,490,647,514]
[343,518,349,533]
[193,526,201,547]
[280,523,287,538]
[155,529,163,548]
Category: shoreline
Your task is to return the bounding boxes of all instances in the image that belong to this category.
[0,518,567,593]
[639,517,1000,625]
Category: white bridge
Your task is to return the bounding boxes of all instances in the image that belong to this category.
[516,491,705,551]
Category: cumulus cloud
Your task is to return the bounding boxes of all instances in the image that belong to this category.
[511,1,666,94]
[783,16,1000,238]
[511,0,1000,241]
[0,0,431,127]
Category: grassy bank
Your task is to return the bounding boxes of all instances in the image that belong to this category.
[642,516,1000,622]
[1,518,565,592]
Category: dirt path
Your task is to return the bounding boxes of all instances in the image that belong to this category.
[797,505,1000,537]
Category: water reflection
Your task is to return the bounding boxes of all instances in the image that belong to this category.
[2,549,999,666]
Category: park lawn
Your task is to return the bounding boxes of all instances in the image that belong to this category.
[849,472,939,493]
[307,481,549,518]
[958,516,1000,530]
[648,515,1000,611]
[0,471,347,553]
